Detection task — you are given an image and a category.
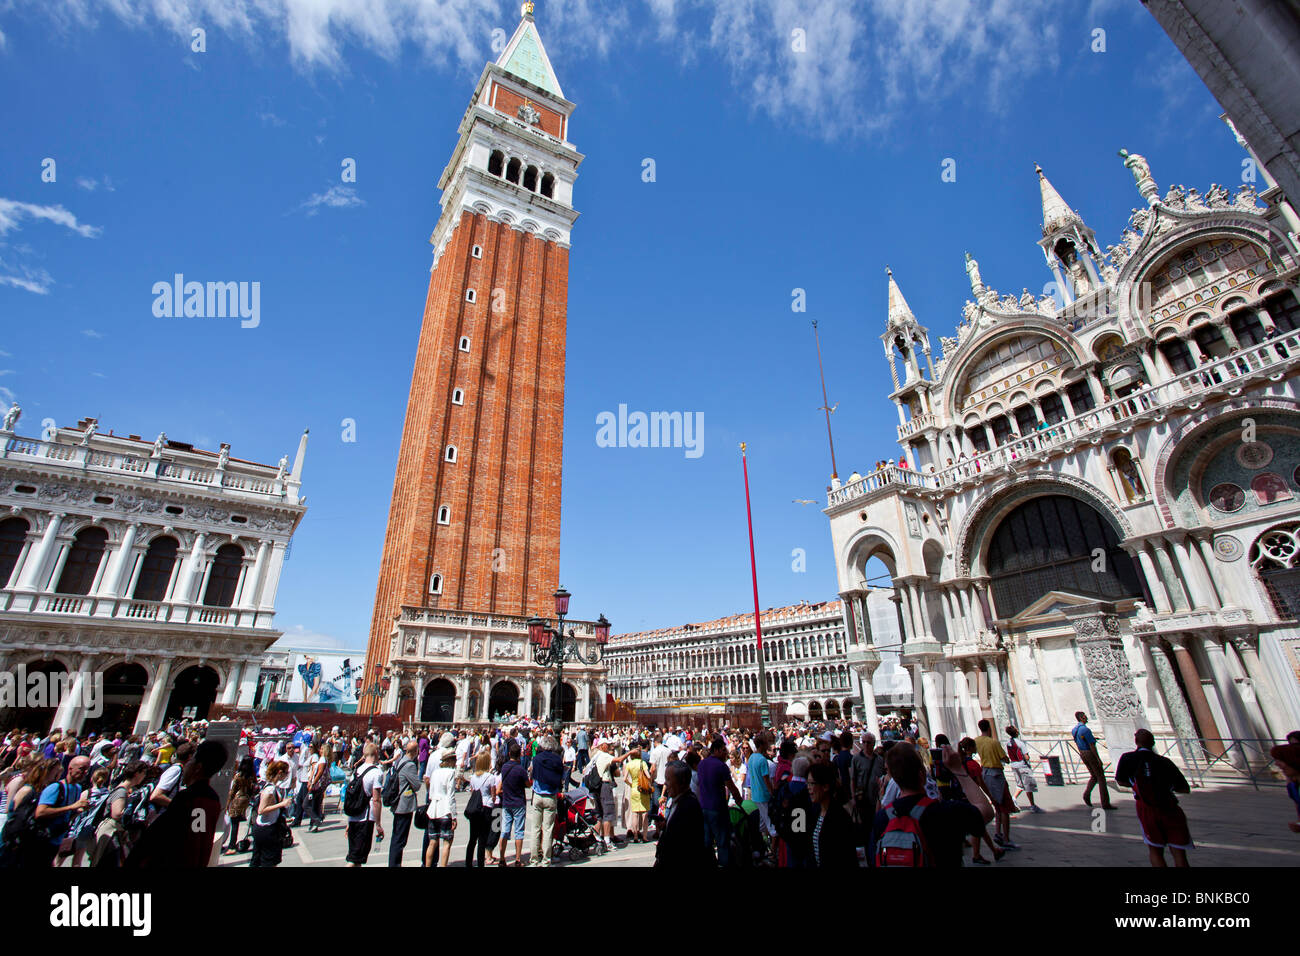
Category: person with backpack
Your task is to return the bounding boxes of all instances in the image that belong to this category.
[1005,726,1042,813]
[223,758,257,856]
[344,742,385,867]
[873,743,993,868]
[498,740,530,865]
[0,757,72,868]
[34,754,91,868]
[1114,728,1193,867]
[123,740,228,868]
[90,760,152,867]
[246,759,292,868]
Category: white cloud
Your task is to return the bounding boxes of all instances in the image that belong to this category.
[20,0,1073,139]
[81,328,105,338]
[75,175,116,192]
[0,198,101,238]
[0,197,100,294]
[0,370,13,376]
[273,625,362,652]
[297,184,364,216]
[0,262,54,294]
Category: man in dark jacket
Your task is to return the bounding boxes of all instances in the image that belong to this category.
[388,741,422,866]
[528,735,566,866]
[655,761,711,868]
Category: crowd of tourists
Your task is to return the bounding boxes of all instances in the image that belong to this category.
[2,712,1299,868]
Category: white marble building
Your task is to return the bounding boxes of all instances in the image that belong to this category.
[605,598,903,726]
[382,607,606,726]
[0,413,307,734]
[826,150,1300,760]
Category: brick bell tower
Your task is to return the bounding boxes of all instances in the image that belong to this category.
[364,2,581,711]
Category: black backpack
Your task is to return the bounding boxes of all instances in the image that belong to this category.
[344,765,379,817]
[582,758,603,794]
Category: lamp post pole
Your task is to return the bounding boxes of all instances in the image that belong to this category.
[528,588,610,740]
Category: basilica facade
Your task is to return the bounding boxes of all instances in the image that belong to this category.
[826,148,1300,762]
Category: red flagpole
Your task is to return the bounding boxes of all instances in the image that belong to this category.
[741,442,771,729]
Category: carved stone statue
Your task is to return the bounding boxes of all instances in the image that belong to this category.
[275,455,289,480]
[79,420,98,446]
[1,402,20,432]
[217,444,230,470]
[1119,148,1159,205]
[151,432,167,457]
[964,251,985,299]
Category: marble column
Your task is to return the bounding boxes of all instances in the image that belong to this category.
[1201,635,1253,749]
[98,521,139,598]
[909,662,930,740]
[1134,544,1174,614]
[14,513,63,591]
[1193,535,1230,606]
[135,657,173,734]
[221,661,244,706]
[985,656,1010,734]
[1226,634,1287,740]
[51,654,96,733]
[1172,535,1219,610]
[1164,635,1224,757]
[1143,639,1199,765]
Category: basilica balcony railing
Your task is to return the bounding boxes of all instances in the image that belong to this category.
[897,412,937,441]
[0,587,274,629]
[829,328,1300,510]
[0,435,288,502]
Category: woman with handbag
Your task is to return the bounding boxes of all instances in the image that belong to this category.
[624,747,651,844]
[250,760,293,868]
[307,742,331,831]
[223,758,256,855]
[463,750,496,867]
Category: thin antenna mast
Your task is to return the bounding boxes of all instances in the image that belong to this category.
[812,320,839,480]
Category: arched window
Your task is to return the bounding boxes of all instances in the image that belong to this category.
[523,165,538,191]
[459,336,471,352]
[506,158,521,184]
[452,388,465,405]
[1159,338,1195,374]
[0,517,29,588]
[429,573,443,594]
[488,150,504,177]
[985,495,1144,618]
[437,506,451,525]
[202,543,244,608]
[445,445,458,463]
[465,288,477,303]
[540,172,555,198]
[133,536,179,602]
[55,527,108,595]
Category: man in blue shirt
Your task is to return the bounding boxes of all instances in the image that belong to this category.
[527,735,565,867]
[32,755,90,868]
[747,733,776,845]
[1071,712,1114,810]
[575,727,589,774]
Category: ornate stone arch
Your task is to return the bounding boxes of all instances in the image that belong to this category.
[841,526,902,584]
[956,472,1133,576]
[1150,397,1300,528]
[1117,218,1298,329]
[939,320,1087,421]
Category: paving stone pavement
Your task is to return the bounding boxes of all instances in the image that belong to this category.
[212,775,1299,869]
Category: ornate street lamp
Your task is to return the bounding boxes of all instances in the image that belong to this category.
[359,664,391,733]
[527,587,609,735]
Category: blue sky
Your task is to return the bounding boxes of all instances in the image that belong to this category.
[0,0,1246,646]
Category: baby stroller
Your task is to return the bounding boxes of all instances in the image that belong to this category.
[552,786,600,861]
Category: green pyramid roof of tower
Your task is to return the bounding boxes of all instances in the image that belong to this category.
[499,21,562,98]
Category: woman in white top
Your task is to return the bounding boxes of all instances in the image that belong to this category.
[250,760,293,868]
[423,750,459,867]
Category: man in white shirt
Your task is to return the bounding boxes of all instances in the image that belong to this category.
[345,742,385,866]
[648,733,672,824]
